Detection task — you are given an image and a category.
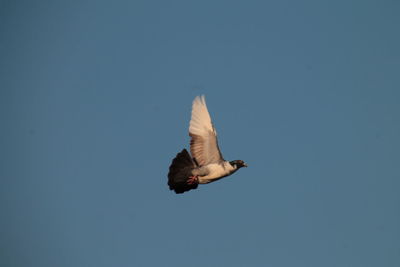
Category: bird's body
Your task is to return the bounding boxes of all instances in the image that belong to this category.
[168,95,247,194]
[194,162,236,184]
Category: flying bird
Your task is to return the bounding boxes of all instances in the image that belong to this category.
[168,95,247,194]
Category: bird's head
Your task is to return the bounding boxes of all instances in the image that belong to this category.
[229,160,248,169]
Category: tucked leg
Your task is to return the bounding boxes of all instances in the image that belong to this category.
[187,175,199,185]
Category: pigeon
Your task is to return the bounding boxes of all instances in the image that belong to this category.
[168,95,247,194]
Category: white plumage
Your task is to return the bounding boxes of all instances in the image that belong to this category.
[189,95,214,135]
[197,162,236,184]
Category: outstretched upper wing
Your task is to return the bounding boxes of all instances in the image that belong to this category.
[189,95,224,166]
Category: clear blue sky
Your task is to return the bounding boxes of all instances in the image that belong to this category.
[1,1,399,266]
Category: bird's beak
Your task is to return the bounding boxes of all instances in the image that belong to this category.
[243,163,248,167]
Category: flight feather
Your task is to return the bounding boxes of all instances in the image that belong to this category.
[189,96,224,166]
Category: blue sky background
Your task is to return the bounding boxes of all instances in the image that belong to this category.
[1,1,399,266]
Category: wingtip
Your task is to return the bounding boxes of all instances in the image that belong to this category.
[193,95,206,105]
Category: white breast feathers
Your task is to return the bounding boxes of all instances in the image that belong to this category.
[198,162,236,184]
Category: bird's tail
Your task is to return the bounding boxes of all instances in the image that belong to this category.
[168,149,198,194]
